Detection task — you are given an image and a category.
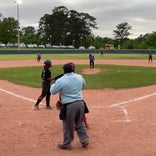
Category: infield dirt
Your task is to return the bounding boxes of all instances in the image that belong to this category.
[1,59,156,156]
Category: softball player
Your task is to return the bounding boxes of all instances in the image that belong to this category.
[34,60,53,110]
[89,53,95,69]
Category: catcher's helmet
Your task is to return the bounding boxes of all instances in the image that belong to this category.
[44,60,52,65]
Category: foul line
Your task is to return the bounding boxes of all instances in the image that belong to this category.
[110,92,156,108]
[110,92,156,123]
[122,108,131,122]
[1,86,156,123]
[0,87,37,103]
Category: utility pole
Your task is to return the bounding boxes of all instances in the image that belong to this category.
[14,0,22,50]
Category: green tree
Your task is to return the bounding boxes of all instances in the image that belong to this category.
[113,22,132,44]
[67,10,97,48]
[38,6,69,45]
[146,31,156,49]
[0,17,18,43]
[94,36,114,49]
[122,39,134,49]
[133,34,149,49]
[38,6,97,48]
[22,26,39,44]
[22,26,36,35]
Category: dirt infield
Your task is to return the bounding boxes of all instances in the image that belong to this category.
[0,59,156,68]
[1,59,156,156]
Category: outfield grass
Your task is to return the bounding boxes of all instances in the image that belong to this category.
[0,64,156,89]
[0,53,154,60]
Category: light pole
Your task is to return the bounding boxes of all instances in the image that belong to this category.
[50,35,52,46]
[72,39,75,48]
[14,0,22,50]
[0,13,3,22]
[80,37,83,46]
[118,40,120,49]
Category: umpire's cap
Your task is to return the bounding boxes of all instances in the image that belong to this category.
[63,63,73,73]
[44,60,52,65]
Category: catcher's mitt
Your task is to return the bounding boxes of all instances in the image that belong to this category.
[56,100,63,110]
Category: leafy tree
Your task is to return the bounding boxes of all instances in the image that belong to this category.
[132,34,149,49]
[113,22,132,44]
[94,36,105,48]
[94,36,114,49]
[21,26,39,44]
[38,6,97,48]
[38,6,69,45]
[22,26,36,35]
[0,17,18,43]
[146,31,156,49]
[139,41,148,49]
[67,10,97,48]
[122,39,134,49]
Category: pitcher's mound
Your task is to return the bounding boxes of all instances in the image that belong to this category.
[82,68,101,75]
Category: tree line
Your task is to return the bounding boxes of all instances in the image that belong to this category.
[0,6,156,49]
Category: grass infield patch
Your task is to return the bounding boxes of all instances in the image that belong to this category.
[0,64,156,89]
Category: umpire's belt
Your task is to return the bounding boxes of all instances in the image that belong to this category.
[63,100,82,105]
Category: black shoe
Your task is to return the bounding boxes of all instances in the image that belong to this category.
[34,105,39,110]
[46,106,52,109]
[58,143,72,150]
[82,141,89,148]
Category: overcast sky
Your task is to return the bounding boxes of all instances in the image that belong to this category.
[1,0,156,38]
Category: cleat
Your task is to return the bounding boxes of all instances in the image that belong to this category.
[58,143,72,150]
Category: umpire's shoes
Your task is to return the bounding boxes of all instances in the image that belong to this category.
[58,143,72,150]
[82,141,89,148]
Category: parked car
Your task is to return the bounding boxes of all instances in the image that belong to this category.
[38,45,45,48]
[45,44,51,48]
[26,44,38,48]
[0,43,6,47]
[7,43,14,47]
[88,46,95,49]
[79,46,85,49]
[19,43,26,48]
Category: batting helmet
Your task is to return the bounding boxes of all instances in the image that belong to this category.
[44,60,52,65]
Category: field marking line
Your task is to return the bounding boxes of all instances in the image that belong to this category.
[122,108,131,122]
[92,106,104,108]
[110,92,156,108]
[0,87,43,105]
[112,120,131,123]
[109,92,156,123]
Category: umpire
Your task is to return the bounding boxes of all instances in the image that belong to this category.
[50,63,89,150]
[34,60,53,110]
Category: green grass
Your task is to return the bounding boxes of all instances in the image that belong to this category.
[0,53,154,60]
[1,64,156,89]
[0,54,91,60]
[0,53,156,89]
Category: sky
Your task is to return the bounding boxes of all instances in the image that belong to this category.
[0,0,156,39]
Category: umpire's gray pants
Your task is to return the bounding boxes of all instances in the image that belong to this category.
[62,100,89,145]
